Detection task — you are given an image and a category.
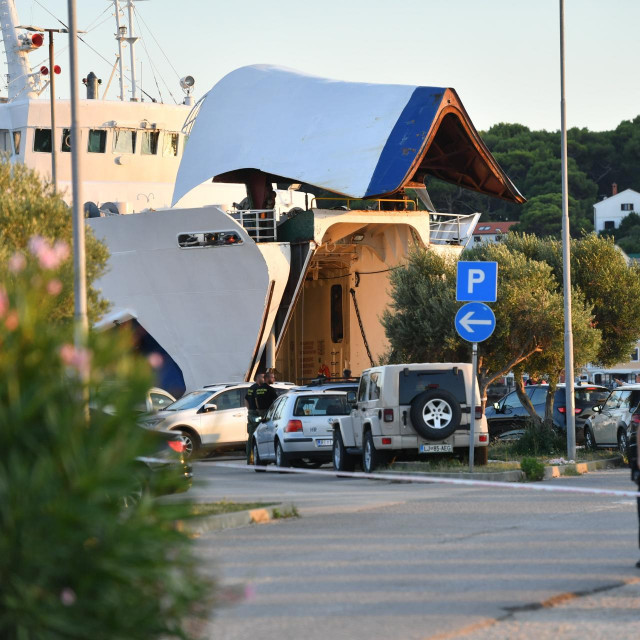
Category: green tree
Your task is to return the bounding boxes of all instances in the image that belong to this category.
[0,159,109,323]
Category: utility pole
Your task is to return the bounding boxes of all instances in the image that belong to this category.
[559,0,576,460]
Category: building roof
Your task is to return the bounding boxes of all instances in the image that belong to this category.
[172,65,525,206]
[473,221,517,235]
[593,188,640,210]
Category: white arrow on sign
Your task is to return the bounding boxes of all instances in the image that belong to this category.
[459,311,492,333]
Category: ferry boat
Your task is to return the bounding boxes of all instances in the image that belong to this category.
[2,1,524,394]
[89,65,524,393]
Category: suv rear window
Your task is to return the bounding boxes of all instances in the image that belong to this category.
[293,395,350,416]
[399,369,467,406]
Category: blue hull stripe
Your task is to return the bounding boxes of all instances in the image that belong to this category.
[365,87,445,197]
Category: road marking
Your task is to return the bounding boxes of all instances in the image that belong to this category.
[214,462,640,499]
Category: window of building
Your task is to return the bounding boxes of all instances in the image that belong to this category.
[621,203,634,211]
[61,128,71,152]
[474,236,482,243]
[12,130,22,154]
[33,128,52,153]
[141,130,159,155]
[0,129,11,153]
[113,129,136,154]
[88,129,106,153]
[604,220,615,230]
[162,132,179,156]
[631,348,639,362]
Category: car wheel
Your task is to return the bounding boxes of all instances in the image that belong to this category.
[584,426,596,450]
[333,430,355,473]
[474,446,489,466]
[253,440,266,473]
[409,390,461,441]
[275,440,290,469]
[362,431,384,474]
[176,429,199,459]
[617,429,629,457]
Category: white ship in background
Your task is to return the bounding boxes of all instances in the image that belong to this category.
[1,1,524,395]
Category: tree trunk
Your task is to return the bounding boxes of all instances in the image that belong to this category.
[514,372,542,424]
[544,376,560,424]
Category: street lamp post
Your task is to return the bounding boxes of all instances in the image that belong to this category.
[559,0,576,460]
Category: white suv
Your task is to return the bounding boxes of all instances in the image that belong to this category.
[141,382,294,457]
[332,363,489,473]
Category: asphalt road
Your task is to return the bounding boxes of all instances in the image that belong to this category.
[190,459,640,639]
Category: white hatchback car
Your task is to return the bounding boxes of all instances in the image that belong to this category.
[141,382,294,457]
[252,390,351,469]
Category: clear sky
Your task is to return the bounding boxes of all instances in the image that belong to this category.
[15,0,640,132]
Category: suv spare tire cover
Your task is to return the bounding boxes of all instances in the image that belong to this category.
[409,389,462,441]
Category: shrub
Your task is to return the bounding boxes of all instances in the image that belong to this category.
[521,457,545,481]
[512,419,566,457]
[0,240,212,639]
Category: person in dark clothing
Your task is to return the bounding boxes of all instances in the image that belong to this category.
[245,371,264,464]
[629,420,640,568]
[255,369,278,415]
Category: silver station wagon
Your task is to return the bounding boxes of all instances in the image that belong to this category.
[252,391,351,469]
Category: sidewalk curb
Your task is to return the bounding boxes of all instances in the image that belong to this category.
[388,456,623,482]
[182,502,297,535]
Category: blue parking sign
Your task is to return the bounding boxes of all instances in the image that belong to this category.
[456,261,498,302]
[455,302,496,343]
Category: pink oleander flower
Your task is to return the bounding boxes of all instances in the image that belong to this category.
[148,352,163,368]
[4,310,18,331]
[59,343,92,376]
[8,252,26,273]
[60,588,77,606]
[47,279,63,296]
[28,235,70,270]
[0,287,7,318]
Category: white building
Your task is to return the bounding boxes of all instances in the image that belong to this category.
[593,186,640,233]
[471,221,516,245]
[580,339,640,386]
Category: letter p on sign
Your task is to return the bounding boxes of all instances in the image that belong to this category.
[456,261,498,302]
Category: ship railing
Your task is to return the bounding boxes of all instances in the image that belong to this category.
[228,209,277,242]
[429,212,480,247]
[310,197,418,211]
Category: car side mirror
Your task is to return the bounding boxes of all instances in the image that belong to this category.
[203,403,217,413]
[493,402,500,411]
[593,405,601,413]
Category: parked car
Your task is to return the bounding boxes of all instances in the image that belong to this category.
[141,382,293,457]
[331,363,489,473]
[252,390,351,469]
[583,384,640,454]
[485,384,610,442]
[145,387,176,413]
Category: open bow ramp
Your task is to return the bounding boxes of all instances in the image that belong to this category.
[173,65,524,206]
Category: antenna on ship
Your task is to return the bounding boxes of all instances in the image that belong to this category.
[113,0,147,101]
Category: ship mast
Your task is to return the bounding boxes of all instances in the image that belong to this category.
[0,0,38,99]
[113,0,141,102]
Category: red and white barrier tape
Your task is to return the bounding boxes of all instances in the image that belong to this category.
[214,462,640,499]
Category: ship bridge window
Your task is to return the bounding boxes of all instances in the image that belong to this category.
[88,129,106,153]
[12,130,22,155]
[163,132,179,157]
[61,128,72,153]
[177,230,243,248]
[34,128,52,153]
[113,129,136,154]
[141,130,159,155]
[0,129,10,153]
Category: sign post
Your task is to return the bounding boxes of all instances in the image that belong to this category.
[456,262,498,472]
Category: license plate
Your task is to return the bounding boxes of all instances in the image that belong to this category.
[420,444,453,453]
[316,439,333,447]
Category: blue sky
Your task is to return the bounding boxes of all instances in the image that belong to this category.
[16,0,640,132]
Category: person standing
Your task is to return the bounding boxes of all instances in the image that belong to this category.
[255,369,278,417]
[245,371,264,464]
[629,419,640,568]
